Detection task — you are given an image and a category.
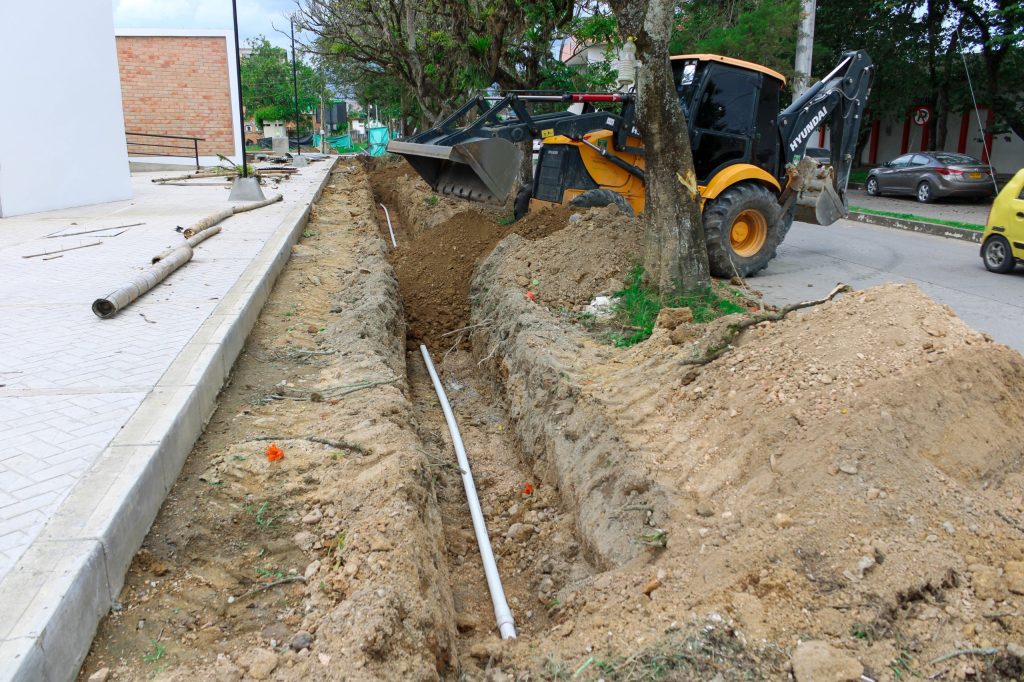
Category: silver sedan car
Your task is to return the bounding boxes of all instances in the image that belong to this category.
[865,152,996,203]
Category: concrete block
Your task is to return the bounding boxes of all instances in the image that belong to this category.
[228,177,266,202]
[272,137,288,155]
[42,444,164,597]
[0,637,45,682]
[0,540,108,682]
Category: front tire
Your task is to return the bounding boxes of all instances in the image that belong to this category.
[866,176,880,196]
[916,181,934,203]
[703,183,784,278]
[569,188,634,215]
[982,235,1016,273]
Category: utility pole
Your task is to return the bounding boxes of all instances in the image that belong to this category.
[290,18,301,155]
[794,0,817,96]
[227,0,264,200]
[231,0,247,177]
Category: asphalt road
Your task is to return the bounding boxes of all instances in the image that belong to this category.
[757,219,1024,354]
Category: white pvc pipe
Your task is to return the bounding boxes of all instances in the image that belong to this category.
[419,344,516,640]
[379,203,397,248]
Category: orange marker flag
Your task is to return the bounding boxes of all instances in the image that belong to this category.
[266,443,284,462]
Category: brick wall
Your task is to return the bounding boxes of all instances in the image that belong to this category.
[117,36,235,157]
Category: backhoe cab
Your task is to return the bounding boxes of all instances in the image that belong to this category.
[388,50,873,277]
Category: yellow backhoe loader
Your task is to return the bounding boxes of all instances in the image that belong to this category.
[388,50,873,277]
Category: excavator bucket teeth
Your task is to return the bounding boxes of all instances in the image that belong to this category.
[385,138,523,204]
[793,162,849,226]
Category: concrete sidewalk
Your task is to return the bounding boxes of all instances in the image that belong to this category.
[0,159,336,680]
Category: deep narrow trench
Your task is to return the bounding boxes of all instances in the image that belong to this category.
[368,164,595,667]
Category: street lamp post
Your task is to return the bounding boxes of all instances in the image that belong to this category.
[228,0,265,200]
[291,18,301,156]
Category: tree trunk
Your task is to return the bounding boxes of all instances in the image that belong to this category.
[611,0,710,294]
[518,141,534,193]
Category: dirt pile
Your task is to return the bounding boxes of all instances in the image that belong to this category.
[367,158,468,238]
[471,209,1024,679]
[490,205,643,310]
[387,202,580,349]
[82,157,1024,682]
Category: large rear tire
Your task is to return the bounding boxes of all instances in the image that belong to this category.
[703,183,784,278]
[569,188,635,215]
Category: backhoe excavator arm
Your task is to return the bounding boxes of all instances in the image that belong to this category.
[777,50,874,225]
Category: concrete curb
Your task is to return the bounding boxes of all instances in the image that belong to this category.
[848,210,983,244]
[0,158,339,682]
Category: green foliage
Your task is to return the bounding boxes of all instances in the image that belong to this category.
[671,0,802,80]
[248,501,282,529]
[538,60,618,93]
[241,37,324,129]
[611,265,748,347]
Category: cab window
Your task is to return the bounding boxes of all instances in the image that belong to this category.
[694,65,759,134]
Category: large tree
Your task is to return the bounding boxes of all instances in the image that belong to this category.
[610,0,710,294]
[671,0,802,80]
[295,0,578,127]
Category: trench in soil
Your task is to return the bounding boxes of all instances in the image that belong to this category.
[369,169,597,660]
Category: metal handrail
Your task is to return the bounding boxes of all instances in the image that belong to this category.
[126,131,205,169]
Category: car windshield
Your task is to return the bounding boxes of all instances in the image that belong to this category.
[932,153,982,165]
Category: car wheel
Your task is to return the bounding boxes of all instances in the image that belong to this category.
[866,176,880,196]
[916,181,934,203]
[982,235,1016,274]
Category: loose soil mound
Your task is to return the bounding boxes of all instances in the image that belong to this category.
[493,205,643,310]
[390,204,579,349]
[367,158,468,237]
[471,212,1024,679]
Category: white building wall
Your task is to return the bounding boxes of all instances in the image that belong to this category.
[0,0,132,217]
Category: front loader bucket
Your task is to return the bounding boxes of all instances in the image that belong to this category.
[386,137,523,204]
[793,162,849,226]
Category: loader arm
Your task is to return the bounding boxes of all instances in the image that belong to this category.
[387,93,637,202]
[777,50,874,225]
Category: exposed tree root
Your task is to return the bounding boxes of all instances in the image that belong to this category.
[679,283,852,367]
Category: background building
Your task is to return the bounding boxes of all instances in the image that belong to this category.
[116,29,242,168]
[0,0,132,217]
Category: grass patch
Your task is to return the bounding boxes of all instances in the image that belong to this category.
[611,265,749,347]
[848,169,869,184]
[849,205,984,231]
[554,625,787,680]
[142,639,166,663]
[331,142,368,154]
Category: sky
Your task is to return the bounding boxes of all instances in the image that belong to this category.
[111,0,307,49]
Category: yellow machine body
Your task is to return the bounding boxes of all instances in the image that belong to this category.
[528,131,782,215]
